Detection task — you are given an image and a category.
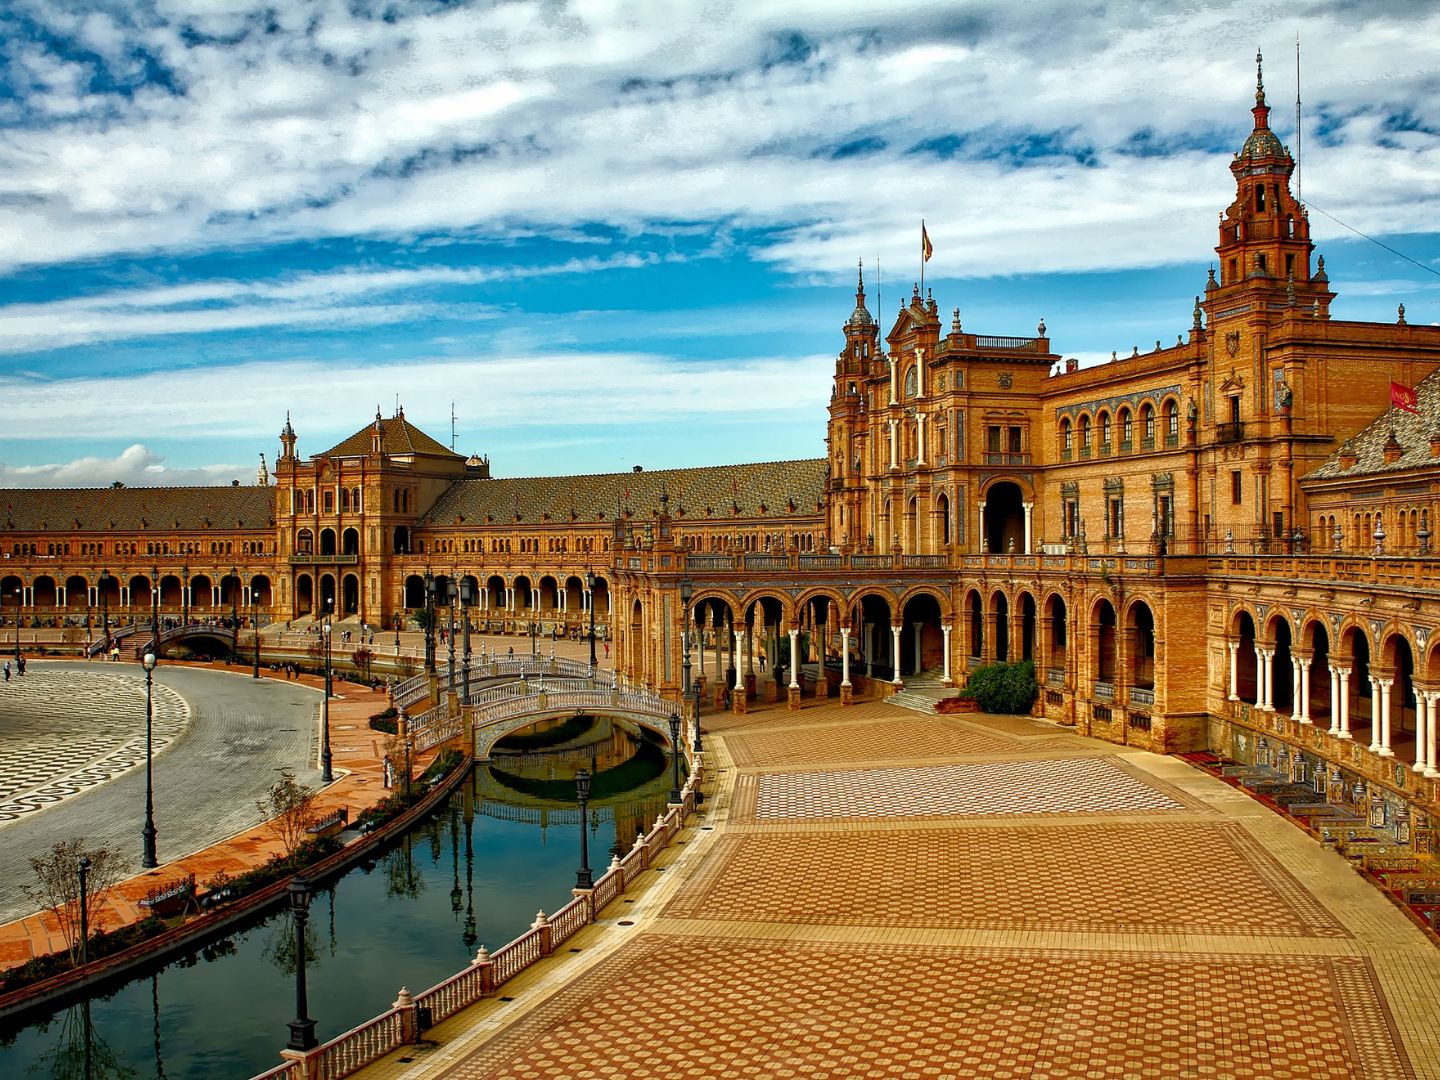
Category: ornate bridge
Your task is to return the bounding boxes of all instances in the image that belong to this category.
[393,655,596,710]
[407,676,691,760]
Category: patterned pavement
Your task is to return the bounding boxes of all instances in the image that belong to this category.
[353,695,1440,1080]
[0,664,190,820]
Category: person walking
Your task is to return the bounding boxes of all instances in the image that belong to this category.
[3,661,9,682]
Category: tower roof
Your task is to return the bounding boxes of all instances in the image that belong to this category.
[320,410,460,459]
[1236,50,1288,164]
[846,260,873,329]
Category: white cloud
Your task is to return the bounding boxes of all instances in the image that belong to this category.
[0,444,249,488]
[0,1,1435,278]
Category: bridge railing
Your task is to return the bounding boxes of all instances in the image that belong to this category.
[393,671,429,708]
[251,743,704,1080]
[84,623,145,658]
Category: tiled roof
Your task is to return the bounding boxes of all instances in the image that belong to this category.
[320,412,460,459]
[1307,368,1440,480]
[0,486,275,533]
[421,459,827,526]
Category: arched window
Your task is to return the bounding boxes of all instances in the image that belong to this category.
[1098,411,1111,448]
[1079,416,1091,449]
[1060,419,1072,453]
[1164,400,1179,439]
[323,490,334,514]
[1118,408,1132,447]
[1141,404,1155,443]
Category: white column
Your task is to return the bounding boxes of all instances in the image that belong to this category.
[888,420,899,470]
[1022,502,1033,554]
[978,502,987,554]
[788,629,799,689]
[916,414,927,466]
[941,623,952,684]
[57,586,67,607]
[1426,693,1440,779]
[1368,677,1383,751]
[1291,662,1303,722]
[890,624,903,686]
[1378,678,1394,756]
[1337,667,1352,738]
[1298,659,1311,724]
[1254,646,1268,708]
[1228,643,1240,701]
[733,632,745,691]
[888,355,898,405]
[1328,665,1340,733]
[840,627,852,688]
[914,347,925,397]
[1413,690,1429,774]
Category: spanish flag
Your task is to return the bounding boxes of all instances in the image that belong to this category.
[1391,380,1420,414]
[921,222,933,263]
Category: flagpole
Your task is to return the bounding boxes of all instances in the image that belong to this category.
[919,219,925,298]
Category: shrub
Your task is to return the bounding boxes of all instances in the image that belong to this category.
[961,660,1038,715]
[369,708,398,735]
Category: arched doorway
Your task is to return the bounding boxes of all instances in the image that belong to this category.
[1128,601,1155,690]
[992,592,1010,662]
[982,481,1026,553]
[342,574,360,617]
[967,590,984,661]
[1233,611,1257,703]
[317,573,336,616]
[296,574,314,615]
[900,593,944,678]
[1045,593,1067,674]
[857,594,895,680]
[320,529,337,557]
[1019,593,1036,661]
[1094,599,1117,684]
[404,575,425,610]
[342,528,360,556]
[1307,622,1331,725]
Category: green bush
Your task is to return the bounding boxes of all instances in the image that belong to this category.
[961,660,1038,715]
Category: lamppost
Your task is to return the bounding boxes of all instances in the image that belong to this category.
[446,579,458,693]
[423,571,436,674]
[14,585,22,664]
[668,712,682,804]
[320,615,334,783]
[586,571,597,669]
[229,565,239,658]
[151,567,160,660]
[680,580,701,753]
[180,564,189,628]
[574,768,593,889]
[98,570,112,656]
[252,587,261,679]
[142,651,159,868]
[78,855,92,964]
[394,613,401,654]
[459,577,473,702]
[285,877,317,1051]
[322,596,334,698]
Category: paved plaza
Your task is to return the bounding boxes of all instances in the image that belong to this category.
[355,695,1440,1080]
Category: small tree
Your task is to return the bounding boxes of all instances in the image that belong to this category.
[24,839,129,964]
[352,646,374,682]
[962,660,1039,715]
[256,770,318,856]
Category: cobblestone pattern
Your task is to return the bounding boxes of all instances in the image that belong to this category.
[441,936,1412,1080]
[663,821,1349,937]
[724,716,1020,767]
[0,666,190,821]
[739,756,1202,822]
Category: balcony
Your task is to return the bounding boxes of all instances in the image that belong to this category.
[983,452,1032,466]
[289,553,359,565]
[1216,421,1245,443]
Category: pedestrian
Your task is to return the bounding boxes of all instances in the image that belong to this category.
[3,661,9,682]
[16,656,25,676]
[759,651,766,671]
[604,641,610,660]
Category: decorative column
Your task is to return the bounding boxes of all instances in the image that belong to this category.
[1298,658,1312,724]
[732,629,747,714]
[1228,642,1239,701]
[1367,677,1382,751]
[941,623,953,686]
[915,414,927,466]
[888,354,898,405]
[1337,667,1352,738]
[787,628,801,711]
[1425,692,1440,779]
[977,502,987,554]
[1328,665,1341,734]
[1413,689,1429,774]
[840,626,853,706]
[890,623,903,688]
[1377,677,1394,756]
[888,420,899,470]
[1291,662,1303,723]
[1023,502,1034,554]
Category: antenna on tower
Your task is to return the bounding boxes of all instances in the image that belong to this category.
[1295,32,1303,204]
[450,401,457,450]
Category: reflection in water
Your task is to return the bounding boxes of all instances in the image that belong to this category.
[0,716,671,1080]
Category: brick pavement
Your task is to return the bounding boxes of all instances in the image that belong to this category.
[350,693,1440,1080]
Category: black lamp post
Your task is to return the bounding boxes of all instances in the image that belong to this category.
[668,712,682,803]
[229,565,239,657]
[252,590,261,679]
[180,564,189,628]
[151,568,160,659]
[142,651,159,868]
[78,856,92,965]
[14,585,22,663]
[446,579,458,693]
[574,768,593,889]
[394,613,401,654]
[423,571,436,674]
[285,877,317,1051]
[460,577,473,701]
[681,581,702,753]
[98,570,112,656]
[586,572,597,669]
[320,614,334,783]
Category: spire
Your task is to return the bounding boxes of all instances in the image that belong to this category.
[279,411,297,461]
[846,258,873,329]
[1255,48,1266,107]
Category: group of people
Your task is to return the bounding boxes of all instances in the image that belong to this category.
[3,655,27,681]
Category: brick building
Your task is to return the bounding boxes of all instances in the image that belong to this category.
[5,59,1440,836]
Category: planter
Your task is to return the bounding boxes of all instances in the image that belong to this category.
[936,696,980,714]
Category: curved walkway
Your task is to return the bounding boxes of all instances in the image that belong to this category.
[354,695,1440,1079]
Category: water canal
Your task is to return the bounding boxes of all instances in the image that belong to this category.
[0,717,674,1079]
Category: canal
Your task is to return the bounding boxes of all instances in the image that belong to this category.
[0,720,674,1079]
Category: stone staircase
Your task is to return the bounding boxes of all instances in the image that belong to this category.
[887,669,958,714]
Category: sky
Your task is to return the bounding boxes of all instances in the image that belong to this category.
[1,0,1439,488]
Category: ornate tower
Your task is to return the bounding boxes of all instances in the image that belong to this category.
[279,413,297,462]
[826,262,880,549]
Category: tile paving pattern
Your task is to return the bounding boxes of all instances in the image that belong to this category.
[723,715,1020,767]
[442,936,1412,1080]
[663,821,1348,937]
[0,665,190,820]
[746,756,1192,821]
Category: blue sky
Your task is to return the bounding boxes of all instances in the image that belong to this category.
[1,0,1438,487]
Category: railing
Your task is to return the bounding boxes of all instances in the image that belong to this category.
[288,554,360,565]
[549,894,591,947]
[1047,667,1064,687]
[974,335,1043,351]
[491,927,544,985]
[684,555,735,571]
[742,554,789,571]
[1216,421,1245,443]
[982,452,1033,466]
[393,671,429,708]
[1094,681,1115,701]
[902,555,949,569]
[1130,686,1155,706]
[309,1009,405,1080]
[798,554,842,569]
[850,555,891,569]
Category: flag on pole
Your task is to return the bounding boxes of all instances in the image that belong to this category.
[1391,380,1419,414]
[921,222,933,263]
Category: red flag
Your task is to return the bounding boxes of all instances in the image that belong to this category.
[921,222,933,263]
[1391,380,1419,414]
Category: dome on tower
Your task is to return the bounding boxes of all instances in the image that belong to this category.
[1240,126,1286,161]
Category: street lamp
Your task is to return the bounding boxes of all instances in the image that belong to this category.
[459,577,473,702]
[586,572,597,670]
[14,585,22,664]
[98,570,112,657]
[423,572,437,674]
[668,712,682,804]
[680,580,702,753]
[574,769,593,890]
[180,564,189,628]
[252,590,261,679]
[151,567,160,660]
[285,877,317,1051]
[78,856,92,965]
[229,565,239,658]
[320,616,334,783]
[142,652,159,868]
[446,579,458,693]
